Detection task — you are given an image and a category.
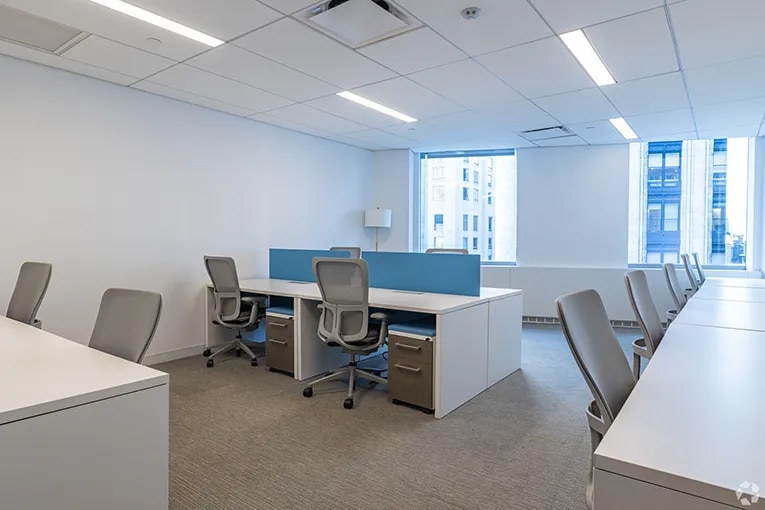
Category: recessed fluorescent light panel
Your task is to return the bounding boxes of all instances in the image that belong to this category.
[336,91,417,123]
[609,117,638,140]
[560,30,615,86]
[88,0,224,47]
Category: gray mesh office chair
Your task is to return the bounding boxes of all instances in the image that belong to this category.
[330,246,361,258]
[426,248,469,254]
[681,254,699,295]
[204,256,265,368]
[556,289,636,510]
[624,270,664,380]
[6,262,52,328]
[692,252,706,285]
[302,258,388,409]
[89,288,162,364]
[663,263,687,324]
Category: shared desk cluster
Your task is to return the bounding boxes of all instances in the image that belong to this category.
[557,252,765,509]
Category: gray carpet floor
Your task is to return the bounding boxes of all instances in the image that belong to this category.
[156,325,637,510]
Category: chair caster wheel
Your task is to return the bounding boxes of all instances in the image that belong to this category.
[236,348,242,358]
[203,349,211,357]
[303,387,313,398]
[343,398,354,409]
[250,359,257,367]
[206,359,214,368]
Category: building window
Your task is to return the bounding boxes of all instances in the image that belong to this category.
[487,192,493,205]
[432,186,444,201]
[434,214,444,231]
[420,149,518,262]
[488,237,493,250]
[434,237,444,249]
[628,138,752,266]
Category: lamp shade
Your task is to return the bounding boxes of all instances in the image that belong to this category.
[364,208,392,228]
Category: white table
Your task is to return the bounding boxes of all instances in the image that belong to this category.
[205,278,523,418]
[704,276,765,288]
[672,298,765,332]
[594,323,765,509]
[0,316,169,510]
[694,283,765,303]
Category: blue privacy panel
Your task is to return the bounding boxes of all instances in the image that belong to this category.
[269,249,349,282]
[363,252,480,296]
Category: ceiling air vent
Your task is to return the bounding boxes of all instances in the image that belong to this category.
[521,126,574,142]
[297,0,422,48]
[0,6,87,54]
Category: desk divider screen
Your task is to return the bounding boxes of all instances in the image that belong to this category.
[362,252,481,296]
[269,249,349,282]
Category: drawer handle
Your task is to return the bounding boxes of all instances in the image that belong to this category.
[394,342,421,351]
[394,364,421,373]
[269,322,289,328]
[268,339,289,345]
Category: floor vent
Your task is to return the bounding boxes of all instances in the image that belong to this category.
[297,0,421,48]
[0,6,87,54]
[523,316,640,329]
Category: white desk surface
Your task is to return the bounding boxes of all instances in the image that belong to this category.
[595,323,765,506]
[0,317,168,425]
[704,277,765,288]
[694,284,765,303]
[673,297,765,331]
[236,278,522,314]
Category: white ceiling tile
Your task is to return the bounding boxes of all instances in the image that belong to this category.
[233,17,396,89]
[1,0,209,60]
[382,111,511,145]
[261,103,368,135]
[693,98,765,131]
[394,0,551,56]
[249,112,336,138]
[568,120,625,144]
[684,56,765,106]
[61,35,174,80]
[533,88,618,124]
[604,72,689,116]
[257,0,317,15]
[670,0,765,69]
[332,130,417,150]
[477,37,595,98]
[698,126,760,139]
[585,8,678,82]
[408,59,524,108]
[351,77,465,120]
[0,39,137,85]
[129,0,283,40]
[131,80,255,116]
[533,135,588,146]
[625,109,695,138]
[529,0,666,33]
[138,64,292,113]
[642,131,697,142]
[475,99,560,132]
[358,27,466,74]
[330,136,386,151]
[304,94,403,129]
[186,44,338,102]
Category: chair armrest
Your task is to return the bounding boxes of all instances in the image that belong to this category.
[241,296,258,303]
[370,312,388,321]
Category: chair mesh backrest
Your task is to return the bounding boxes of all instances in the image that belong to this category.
[6,262,52,325]
[313,258,369,342]
[89,288,162,363]
[663,263,686,311]
[681,254,699,292]
[204,256,242,321]
[692,252,706,284]
[426,248,469,254]
[556,290,635,424]
[624,270,664,352]
[330,246,362,258]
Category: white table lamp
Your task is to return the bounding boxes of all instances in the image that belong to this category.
[364,208,392,251]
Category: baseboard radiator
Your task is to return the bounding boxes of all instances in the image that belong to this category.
[523,316,640,329]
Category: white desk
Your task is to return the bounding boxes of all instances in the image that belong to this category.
[594,324,765,509]
[672,297,765,332]
[694,283,765,303]
[0,316,169,510]
[704,276,765,288]
[205,278,523,418]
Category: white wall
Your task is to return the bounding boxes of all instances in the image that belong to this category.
[369,150,414,251]
[0,55,373,360]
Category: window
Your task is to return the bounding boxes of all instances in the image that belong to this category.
[488,237,493,249]
[420,149,518,262]
[628,138,753,267]
[432,186,444,201]
[434,237,444,249]
[434,214,444,231]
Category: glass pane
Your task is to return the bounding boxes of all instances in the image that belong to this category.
[665,152,680,167]
[646,251,662,263]
[648,153,663,168]
[432,186,444,200]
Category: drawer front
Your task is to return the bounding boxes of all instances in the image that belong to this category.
[266,336,294,374]
[388,333,433,365]
[388,361,433,410]
[266,316,294,341]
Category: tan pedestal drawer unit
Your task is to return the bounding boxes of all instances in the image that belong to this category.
[265,308,294,375]
[387,323,436,413]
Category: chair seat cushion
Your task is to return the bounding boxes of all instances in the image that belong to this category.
[327,328,380,347]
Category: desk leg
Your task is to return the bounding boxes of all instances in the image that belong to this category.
[295,298,348,381]
[486,294,523,387]
[434,303,489,418]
